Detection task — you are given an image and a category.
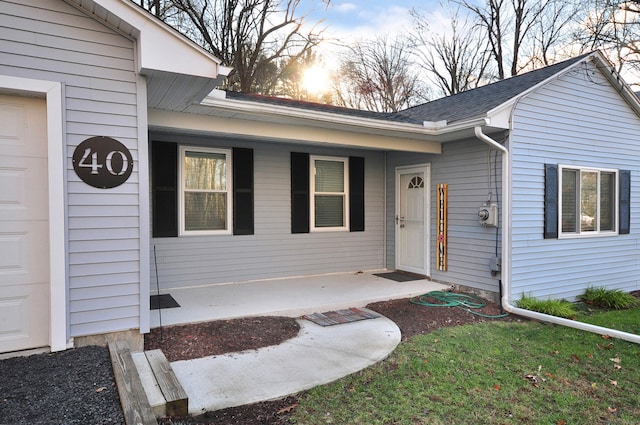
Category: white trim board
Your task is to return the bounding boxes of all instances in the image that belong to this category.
[0,75,68,352]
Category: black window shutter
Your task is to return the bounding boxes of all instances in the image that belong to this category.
[544,163,559,239]
[233,147,254,235]
[151,141,178,237]
[349,156,365,232]
[619,169,631,235]
[291,152,310,233]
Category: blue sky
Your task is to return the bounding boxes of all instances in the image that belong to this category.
[301,0,440,42]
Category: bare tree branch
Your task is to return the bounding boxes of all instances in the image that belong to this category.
[331,36,429,112]
[457,0,577,78]
[411,7,492,96]
[141,0,329,94]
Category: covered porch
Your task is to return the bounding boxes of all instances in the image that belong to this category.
[150,270,451,328]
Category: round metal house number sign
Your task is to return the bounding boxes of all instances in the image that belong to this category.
[72,136,134,189]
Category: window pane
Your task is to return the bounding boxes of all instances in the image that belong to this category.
[185,192,227,231]
[562,169,577,233]
[315,195,344,227]
[184,151,226,190]
[600,172,615,231]
[315,160,344,192]
[580,171,597,232]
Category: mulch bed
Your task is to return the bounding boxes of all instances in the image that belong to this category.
[145,316,301,362]
[156,293,521,425]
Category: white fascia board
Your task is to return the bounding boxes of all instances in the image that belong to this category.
[423,120,448,129]
[84,0,223,79]
[201,94,423,134]
[200,94,489,138]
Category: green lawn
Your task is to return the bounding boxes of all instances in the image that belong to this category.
[289,309,640,424]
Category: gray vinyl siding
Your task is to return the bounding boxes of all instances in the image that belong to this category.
[386,139,503,293]
[510,62,640,301]
[150,135,385,289]
[2,0,141,336]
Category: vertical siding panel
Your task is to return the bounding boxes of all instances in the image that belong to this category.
[2,0,140,336]
[510,62,640,301]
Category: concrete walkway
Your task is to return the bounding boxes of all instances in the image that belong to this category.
[170,312,401,414]
[145,271,451,414]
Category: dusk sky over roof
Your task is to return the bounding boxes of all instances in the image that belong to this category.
[296,0,452,94]
[301,0,439,42]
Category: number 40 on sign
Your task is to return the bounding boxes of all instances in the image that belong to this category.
[72,136,134,189]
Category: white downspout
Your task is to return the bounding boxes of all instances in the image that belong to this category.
[474,126,640,344]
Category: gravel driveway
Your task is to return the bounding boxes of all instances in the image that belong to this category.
[0,345,124,424]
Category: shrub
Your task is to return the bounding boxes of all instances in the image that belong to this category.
[515,293,578,318]
[579,286,639,310]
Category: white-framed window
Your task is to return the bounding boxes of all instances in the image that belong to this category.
[179,146,232,235]
[310,156,349,231]
[559,165,617,236]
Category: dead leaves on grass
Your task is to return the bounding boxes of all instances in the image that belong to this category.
[524,365,546,387]
[609,356,623,370]
[276,402,299,415]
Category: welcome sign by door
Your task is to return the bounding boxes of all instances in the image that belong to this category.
[437,183,448,271]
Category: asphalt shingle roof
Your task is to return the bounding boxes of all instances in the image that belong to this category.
[224,53,592,126]
[225,91,418,123]
[396,53,591,124]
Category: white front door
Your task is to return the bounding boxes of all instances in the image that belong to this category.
[396,165,429,275]
[0,94,50,353]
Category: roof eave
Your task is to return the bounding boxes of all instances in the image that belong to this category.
[66,0,224,80]
[201,92,498,140]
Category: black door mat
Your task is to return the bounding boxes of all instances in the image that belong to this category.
[150,294,180,310]
[374,271,424,282]
[303,308,380,326]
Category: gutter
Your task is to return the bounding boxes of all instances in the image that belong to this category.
[201,92,489,138]
[474,126,640,345]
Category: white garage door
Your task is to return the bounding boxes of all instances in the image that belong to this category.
[0,94,50,353]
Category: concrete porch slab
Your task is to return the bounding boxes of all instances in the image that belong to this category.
[150,270,451,328]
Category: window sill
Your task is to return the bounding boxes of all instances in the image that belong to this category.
[310,227,349,233]
[558,231,619,239]
[180,230,232,237]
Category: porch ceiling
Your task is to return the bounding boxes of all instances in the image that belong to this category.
[145,71,222,110]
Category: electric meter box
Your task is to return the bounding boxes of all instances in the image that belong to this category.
[478,203,498,227]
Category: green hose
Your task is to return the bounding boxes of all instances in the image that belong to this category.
[410,291,509,318]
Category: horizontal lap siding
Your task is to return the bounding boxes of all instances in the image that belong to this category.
[510,63,640,302]
[386,140,502,293]
[2,1,140,336]
[151,137,384,289]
